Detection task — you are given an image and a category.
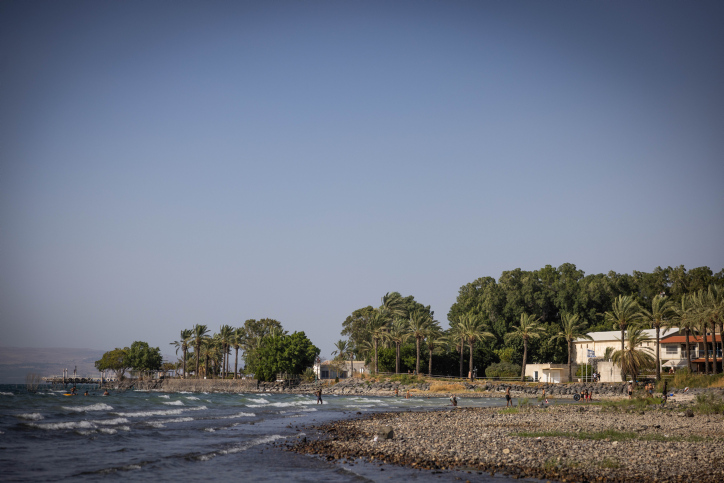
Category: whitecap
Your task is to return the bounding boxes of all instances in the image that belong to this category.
[203,427,216,432]
[219,434,286,455]
[159,395,170,399]
[92,418,129,426]
[99,428,117,435]
[17,413,44,420]
[63,403,113,412]
[0,392,14,396]
[164,417,194,423]
[116,409,184,417]
[185,396,200,401]
[162,401,184,406]
[146,422,165,428]
[30,421,97,430]
[222,412,254,419]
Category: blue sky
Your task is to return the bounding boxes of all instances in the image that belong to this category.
[1,1,722,360]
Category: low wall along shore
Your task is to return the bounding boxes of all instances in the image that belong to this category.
[103,377,722,402]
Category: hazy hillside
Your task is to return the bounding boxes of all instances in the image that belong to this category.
[0,347,107,384]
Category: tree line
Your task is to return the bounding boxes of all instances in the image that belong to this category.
[337,264,723,382]
[168,319,319,382]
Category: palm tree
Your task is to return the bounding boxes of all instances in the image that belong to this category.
[332,339,353,378]
[692,290,716,375]
[612,326,655,381]
[218,325,234,378]
[551,313,591,383]
[509,313,545,382]
[384,319,410,374]
[458,313,494,381]
[232,327,245,379]
[424,323,444,376]
[191,324,209,379]
[368,310,389,375]
[604,295,641,380]
[381,292,407,318]
[447,319,466,378]
[639,295,675,380]
[170,329,193,379]
[408,311,431,375]
[669,294,697,373]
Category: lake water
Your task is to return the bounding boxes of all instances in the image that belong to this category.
[0,384,545,482]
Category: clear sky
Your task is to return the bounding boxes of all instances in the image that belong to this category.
[1,1,722,361]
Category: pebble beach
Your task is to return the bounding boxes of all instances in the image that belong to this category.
[290,398,724,482]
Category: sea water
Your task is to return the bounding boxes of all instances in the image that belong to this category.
[0,384,545,482]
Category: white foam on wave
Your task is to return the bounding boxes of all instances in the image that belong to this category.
[99,428,118,435]
[93,418,129,426]
[63,403,113,412]
[115,405,206,418]
[30,421,97,430]
[159,395,170,399]
[178,391,191,394]
[203,427,216,432]
[220,434,286,455]
[162,401,184,406]
[147,421,165,428]
[222,412,254,419]
[0,392,14,396]
[17,413,44,420]
[246,398,269,405]
[185,396,199,401]
[165,417,194,423]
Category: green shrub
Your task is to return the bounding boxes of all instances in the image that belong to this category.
[485,362,521,378]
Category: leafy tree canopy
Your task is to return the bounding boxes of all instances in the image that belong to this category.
[126,341,163,372]
[95,348,131,378]
[247,331,320,382]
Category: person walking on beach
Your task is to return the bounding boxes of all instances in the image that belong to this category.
[505,387,512,407]
[662,380,668,406]
[627,382,633,400]
[316,388,323,405]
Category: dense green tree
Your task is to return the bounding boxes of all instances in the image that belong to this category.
[126,341,163,372]
[248,331,320,382]
[95,348,131,379]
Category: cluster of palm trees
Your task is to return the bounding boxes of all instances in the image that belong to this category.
[602,284,723,382]
[170,324,247,379]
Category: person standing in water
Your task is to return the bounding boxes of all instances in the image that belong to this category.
[316,388,323,404]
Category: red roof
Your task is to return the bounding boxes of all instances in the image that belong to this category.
[660,334,721,344]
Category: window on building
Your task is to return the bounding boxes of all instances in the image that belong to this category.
[321,370,329,379]
[665,345,678,355]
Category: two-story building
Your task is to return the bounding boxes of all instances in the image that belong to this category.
[659,332,722,373]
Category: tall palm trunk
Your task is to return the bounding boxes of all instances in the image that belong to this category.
[655,326,661,381]
[459,342,464,378]
[415,337,421,375]
[468,339,474,381]
[205,354,210,379]
[704,330,710,375]
[374,339,379,375]
[195,342,201,379]
[234,347,239,379]
[710,322,718,375]
[685,329,693,373]
[350,355,354,380]
[521,338,528,382]
[620,327,626,381]
[182,347,187,379]
[428,346,433,376]
[395,343,400,374]
[567,339,573,383]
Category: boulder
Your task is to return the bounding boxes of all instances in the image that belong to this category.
[376,425,394,440]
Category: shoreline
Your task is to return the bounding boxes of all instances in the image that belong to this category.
[289,403,724,482]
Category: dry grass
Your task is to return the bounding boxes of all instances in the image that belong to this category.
[428,382,466,393]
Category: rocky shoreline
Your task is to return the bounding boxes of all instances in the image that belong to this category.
[289,402,724,482]
[105,376,724,403]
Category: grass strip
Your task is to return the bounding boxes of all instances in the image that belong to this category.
[512,429,705,443]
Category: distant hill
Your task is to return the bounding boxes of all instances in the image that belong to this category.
[0,347,108,384]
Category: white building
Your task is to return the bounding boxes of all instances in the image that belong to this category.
[573,329,678,365]
[313,360,369,380]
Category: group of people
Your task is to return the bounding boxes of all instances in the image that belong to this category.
[66,386,110,396]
